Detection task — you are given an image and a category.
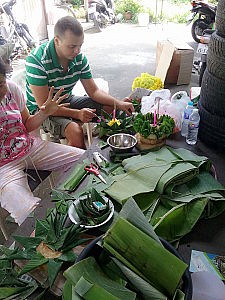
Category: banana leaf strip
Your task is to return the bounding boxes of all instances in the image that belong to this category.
[48,259,63,287]
[103,217,187,297]
[112,257,167,300]
[58,160,89,192]
[63,280,83,300]
[118,197,161,244]
[63,256,136,300]
[173,289,185,300]
[0,286,30,299]
[153,198,208,242]
[18,252,49,276]
[74,276,121,300]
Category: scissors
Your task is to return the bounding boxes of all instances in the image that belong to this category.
[84,163,107,184]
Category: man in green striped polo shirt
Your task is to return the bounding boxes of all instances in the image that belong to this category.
[26,16,134,149]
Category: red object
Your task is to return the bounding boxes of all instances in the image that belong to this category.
[84,163,107,184]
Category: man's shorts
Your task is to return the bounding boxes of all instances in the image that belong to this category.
[42,95,103,139]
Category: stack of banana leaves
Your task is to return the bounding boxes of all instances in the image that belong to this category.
[62,199,189,300]
[89,146,225,243]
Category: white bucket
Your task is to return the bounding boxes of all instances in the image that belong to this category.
[138,13,149,26]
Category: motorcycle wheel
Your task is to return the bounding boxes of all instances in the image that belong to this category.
[191,19,208,43]
[20,24,36,49]
[93,13,106,32]
[199,61,206,86]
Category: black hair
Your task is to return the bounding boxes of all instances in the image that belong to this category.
[0,57,6,77]
[54,16,83,38]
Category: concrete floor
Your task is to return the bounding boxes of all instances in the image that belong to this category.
[0,22,200,243]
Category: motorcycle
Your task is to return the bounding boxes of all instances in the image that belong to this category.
[193,28,213,86]
[88,0,116,32]
[0,0,36,57]
[187,0,216,43]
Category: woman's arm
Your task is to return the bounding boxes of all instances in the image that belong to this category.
[21,87,69,132]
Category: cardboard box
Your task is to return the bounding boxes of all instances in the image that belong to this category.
[155,40,194,85]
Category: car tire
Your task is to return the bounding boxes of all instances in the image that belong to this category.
[198,101,225,149]
[207,48,225,81]
[199,69,225,116]
[215,1,225,36]
[208,31,225,56]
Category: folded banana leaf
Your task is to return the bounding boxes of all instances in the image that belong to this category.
[152,198,209,242]
[112,257,167,300]
[103,217,187,297]
[63,256,136,300]
[170,172,225,198]
[105,151,172,203]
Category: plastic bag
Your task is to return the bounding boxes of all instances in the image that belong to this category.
[141,89,190,132]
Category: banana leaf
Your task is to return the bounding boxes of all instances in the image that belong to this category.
[133,191,160,211]
[74,276,121,300]
[0,286,30,299]
[18,252,49,276]
[167,147,211,171]
[63,256,136,300]
[112,257,167,300]
[173,289,185,300]
[48,259,63,287]
[156,162,199,195]
[153,198,209,242]
[105,159,171,204]
[103,217,187,297]
[170,172,225,198]
[105,146,210,204]
[118,197,161,244]
[63,280,82,300]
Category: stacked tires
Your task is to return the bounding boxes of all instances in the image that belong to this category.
[198,0,225,149]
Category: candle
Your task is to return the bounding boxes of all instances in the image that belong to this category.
[112,102,116,120]
[154,109,157,126]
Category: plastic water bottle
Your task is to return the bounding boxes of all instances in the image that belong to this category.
[181,101,194,137]
[186,109,200,145]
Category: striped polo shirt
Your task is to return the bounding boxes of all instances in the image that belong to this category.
[25,39,92,114]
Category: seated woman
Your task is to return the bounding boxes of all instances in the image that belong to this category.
[0,59,85,225]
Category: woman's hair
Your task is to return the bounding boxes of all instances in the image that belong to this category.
[54,16,83,38]
[0,57,6,77]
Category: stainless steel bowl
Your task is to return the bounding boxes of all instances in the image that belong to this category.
[107,133,137,153]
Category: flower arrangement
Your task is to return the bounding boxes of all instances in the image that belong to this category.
[96,109,134,138]
[133,112,175,142]
[132,73,163,91]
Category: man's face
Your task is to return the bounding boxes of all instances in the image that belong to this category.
[55,30,84,61]
[0,75,7,101]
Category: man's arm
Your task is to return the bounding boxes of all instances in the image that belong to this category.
[81,78,134,115]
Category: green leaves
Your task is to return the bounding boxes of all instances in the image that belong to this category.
[133,112,175,138]
[96,110,134,138]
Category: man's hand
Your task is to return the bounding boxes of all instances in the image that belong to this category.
[39,87,69,116]
[77,108,97,123]
[117,101,134,115]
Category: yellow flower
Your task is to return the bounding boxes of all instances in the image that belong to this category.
[107,118,121,127]
[132,73,163,91]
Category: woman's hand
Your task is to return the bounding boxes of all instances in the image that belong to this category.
[39,86,69,116]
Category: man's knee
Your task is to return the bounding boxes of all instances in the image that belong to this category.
[64,122,86,149]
